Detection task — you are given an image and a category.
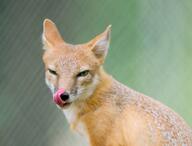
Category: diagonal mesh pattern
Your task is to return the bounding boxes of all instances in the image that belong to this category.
[0,0,192,146]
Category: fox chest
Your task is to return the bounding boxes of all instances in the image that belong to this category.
[63,107,90,143]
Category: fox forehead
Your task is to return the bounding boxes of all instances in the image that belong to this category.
[42,19,111,74]
[43,44,99,72]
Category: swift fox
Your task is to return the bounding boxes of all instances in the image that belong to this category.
[42,19,192,146]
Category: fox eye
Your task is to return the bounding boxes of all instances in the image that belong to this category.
[77,70,89,77]
[48,68,57,75]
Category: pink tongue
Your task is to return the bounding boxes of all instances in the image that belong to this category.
[53,88,65,106]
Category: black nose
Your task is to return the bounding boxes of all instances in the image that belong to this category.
[60,92,69,101]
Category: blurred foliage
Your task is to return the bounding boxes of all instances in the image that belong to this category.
[0,0,191,146]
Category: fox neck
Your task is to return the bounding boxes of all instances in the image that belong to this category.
[62,66,113,128]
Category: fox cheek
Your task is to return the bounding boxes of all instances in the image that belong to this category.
[45,74,57,94]
[45,78,55,94]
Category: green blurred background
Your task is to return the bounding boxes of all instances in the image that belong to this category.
[0,0,192,146]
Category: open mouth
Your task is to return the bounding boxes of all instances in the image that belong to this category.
[59,102,72,108]
[54,98,72,109]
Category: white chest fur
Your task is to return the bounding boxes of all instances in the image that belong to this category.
[63,105,78,124]
[62,105,89,144]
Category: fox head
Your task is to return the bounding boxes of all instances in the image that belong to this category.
[42,19,111,108]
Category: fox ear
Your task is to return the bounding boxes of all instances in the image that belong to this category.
[89,25,111,60]
[42,19,64,49]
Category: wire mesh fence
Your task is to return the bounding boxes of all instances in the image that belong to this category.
[0,0,192,146]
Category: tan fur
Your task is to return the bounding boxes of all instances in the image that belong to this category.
[42,19,192,146]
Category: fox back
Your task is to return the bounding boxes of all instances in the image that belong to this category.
[42,19,192,146]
